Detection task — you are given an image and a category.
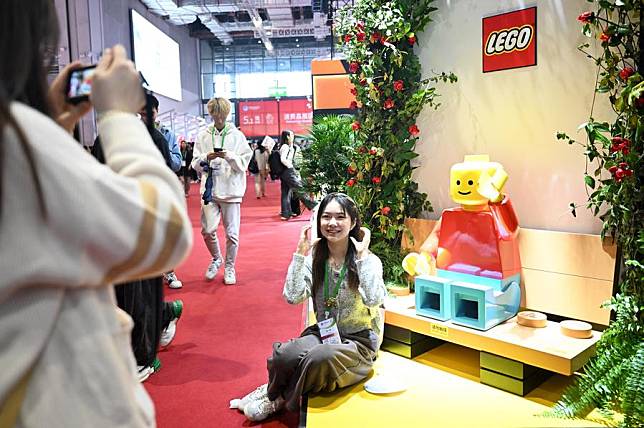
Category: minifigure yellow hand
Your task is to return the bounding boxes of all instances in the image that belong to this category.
[478,168,508,203]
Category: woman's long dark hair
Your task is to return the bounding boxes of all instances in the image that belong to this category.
[0,0,58,220]
[279,130,293,147]
[311,193,364,295]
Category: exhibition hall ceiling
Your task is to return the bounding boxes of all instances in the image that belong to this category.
[139,0,354,50]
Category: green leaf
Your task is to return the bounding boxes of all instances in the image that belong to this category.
[585,175,596,189]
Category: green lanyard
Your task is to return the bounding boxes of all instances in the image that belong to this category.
[210,126,228,150]
[323,261,347,308]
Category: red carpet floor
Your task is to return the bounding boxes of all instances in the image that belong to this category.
[145,176,310,427]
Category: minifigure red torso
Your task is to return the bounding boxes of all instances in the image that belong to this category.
[436,196,521,280]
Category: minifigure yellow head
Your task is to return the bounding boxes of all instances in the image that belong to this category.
[450,155,505,206]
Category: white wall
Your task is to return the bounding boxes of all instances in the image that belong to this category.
[414,0,613,233]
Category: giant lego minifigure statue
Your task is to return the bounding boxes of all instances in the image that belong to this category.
[404,155,521,330]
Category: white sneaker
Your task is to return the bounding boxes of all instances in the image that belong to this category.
[137,366,152,383]
[243,395,285,422]
[224,267,236,285]
[164,271,183,289]
[205,258,222,281]
[159,319,177,348]
[233,384,268,412]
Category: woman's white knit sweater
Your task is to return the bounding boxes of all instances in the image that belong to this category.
[0,103,192,427]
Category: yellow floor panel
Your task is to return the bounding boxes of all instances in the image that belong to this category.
[307,344,613,428]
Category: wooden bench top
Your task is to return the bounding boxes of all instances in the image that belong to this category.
[385,294,601,376]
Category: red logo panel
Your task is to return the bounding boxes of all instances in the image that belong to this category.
[483,7,537,73]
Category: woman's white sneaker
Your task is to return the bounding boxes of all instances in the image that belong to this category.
[243,395,284,422]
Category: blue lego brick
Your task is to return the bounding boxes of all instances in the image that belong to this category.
[415,275,453,321]
[450,281,521,331]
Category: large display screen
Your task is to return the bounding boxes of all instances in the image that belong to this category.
[130,9,182,101]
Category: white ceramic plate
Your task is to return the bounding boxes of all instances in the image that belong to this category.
[364,375,407,394]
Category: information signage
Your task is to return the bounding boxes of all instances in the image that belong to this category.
[279,99,313,136]
[238,100,279,137]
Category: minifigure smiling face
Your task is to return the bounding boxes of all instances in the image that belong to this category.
[450,156,501,206]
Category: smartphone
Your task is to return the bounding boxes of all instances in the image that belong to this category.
[66,65,97,104]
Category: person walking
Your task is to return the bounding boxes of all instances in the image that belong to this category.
[278,130,315,220]
[191,97,252,285]
[253,138,271,198]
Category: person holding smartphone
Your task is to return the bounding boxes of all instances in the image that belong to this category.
[191,97,252,285]
[230,193,386,421]
[0,1,192,426]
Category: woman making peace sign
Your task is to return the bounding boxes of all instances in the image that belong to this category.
[231,193,386,421]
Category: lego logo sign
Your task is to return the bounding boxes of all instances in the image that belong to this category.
[483,7,537,73]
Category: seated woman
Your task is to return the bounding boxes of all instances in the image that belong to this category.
[231,193,386,421]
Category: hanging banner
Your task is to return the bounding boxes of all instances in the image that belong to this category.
[482,7,537,73]
[238,100,279,137]
[279,99,313,136]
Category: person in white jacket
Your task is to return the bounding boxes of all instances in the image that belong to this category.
[0,2,192,425]
[191,98,252,285]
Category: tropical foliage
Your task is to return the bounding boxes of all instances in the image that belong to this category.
[552,2,643,426]
[332,0,456,284]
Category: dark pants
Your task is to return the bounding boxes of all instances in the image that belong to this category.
[267,325,377,412]
[279,168,315,218]
[114,277,164,367]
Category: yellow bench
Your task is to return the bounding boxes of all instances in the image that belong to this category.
[381,218,616,395]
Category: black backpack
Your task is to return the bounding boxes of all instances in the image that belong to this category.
[248,152,259,174]
[268,149,285,179]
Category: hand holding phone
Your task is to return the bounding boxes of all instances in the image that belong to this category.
[66,65,97,104]
[48,61,93,133]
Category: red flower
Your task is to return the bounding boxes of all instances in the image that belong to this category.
[359,78,367,86]
[577,11,595,23]
[615,168,626,181]
[381,206,391,216]
[349,61,360,73]
[380,36,389,45]
[370,32,381,43]
[356,21,365,30]
[393,80,404,91]
[347,165,357,175]
[344,34,351,43]
[371,176,381,184]
[619,162,628,169]
[608,165,618,174]
[356,32,366,42]
[351,121,361,131]
[637,95,644,109]
[619,66,634,80]
[369,148,377,155]
[349,101,358,110]
[625,169,633,176]
[408,124,420,136]
[358,146,367,154]
[383,98,394,109]
[350,88,358,96]
[599,32,610,43]
[408,35,417,45]
[346,179,356,187]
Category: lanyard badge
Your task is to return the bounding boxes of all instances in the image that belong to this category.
[323,262,347,309]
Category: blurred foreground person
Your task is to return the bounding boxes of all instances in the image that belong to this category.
[0,1,192,426]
